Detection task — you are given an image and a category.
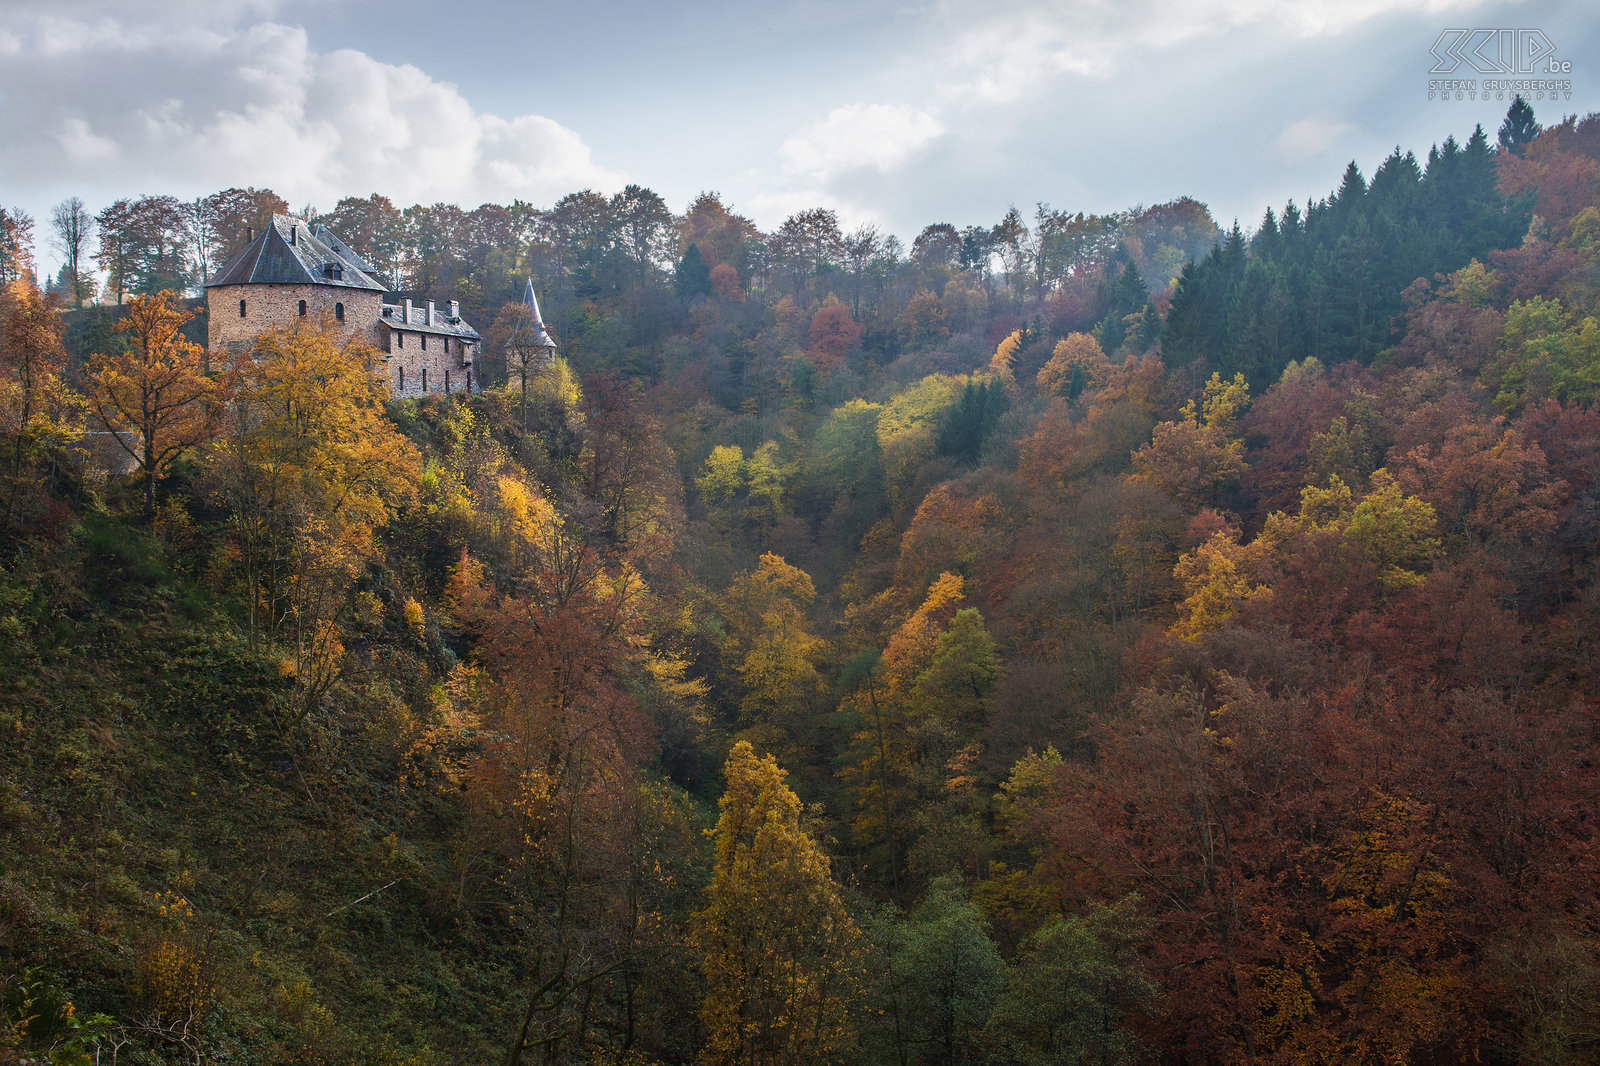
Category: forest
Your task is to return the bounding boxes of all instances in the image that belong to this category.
[4,96,1600,1064]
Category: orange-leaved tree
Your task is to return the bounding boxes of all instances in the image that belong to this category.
[0,279,78,531]
[0,278,74,473]
[87,290,228,516]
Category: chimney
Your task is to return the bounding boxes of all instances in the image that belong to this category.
[426,301,436,327]
[403,297,413,324]
[449,300,460,319]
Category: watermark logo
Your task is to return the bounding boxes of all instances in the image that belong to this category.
[1431,30,1564,75]
[1427,29,1574,101]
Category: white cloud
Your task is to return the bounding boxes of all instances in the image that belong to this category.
[1277,112,1356,163]
[57,117,117,163]
[925,0,1518,104]
[0,9,621,216]
[780,103,944,180]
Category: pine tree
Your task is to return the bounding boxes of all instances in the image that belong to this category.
[675,241,712,302]
[1498,95,1539,157]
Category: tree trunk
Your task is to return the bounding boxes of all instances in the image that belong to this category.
[143,433,157,517]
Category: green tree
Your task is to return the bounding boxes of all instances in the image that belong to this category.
[1498,95,1539,157]
[986,898,1156,1066]
[915,608,999,726]
[676,242,713,302]
[881,877,1004,1066]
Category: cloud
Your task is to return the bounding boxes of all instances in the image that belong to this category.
[57,118,118,163]
[0,8,621,217]
[1276,112,1357,163]
[780,103,944,181]
[924,0,1513,104]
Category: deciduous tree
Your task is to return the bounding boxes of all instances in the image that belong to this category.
[696,741,862,1066]
[86,290,226,516]
[48,198,94,307]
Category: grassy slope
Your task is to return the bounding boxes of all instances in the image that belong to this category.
[0,509,520,1064]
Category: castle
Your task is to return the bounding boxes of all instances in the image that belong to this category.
[204,214,485,398]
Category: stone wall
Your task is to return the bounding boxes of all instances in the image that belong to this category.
[384,327,482,398]
[207,283,384,353]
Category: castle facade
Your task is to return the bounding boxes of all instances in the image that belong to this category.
[204,214,484,398]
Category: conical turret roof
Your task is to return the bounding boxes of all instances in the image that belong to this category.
[523,278,557,348]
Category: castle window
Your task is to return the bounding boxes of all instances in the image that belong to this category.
[335,302,344,322]
[397,332,404,349]
[445,370,452,394]
[298,300,307,317]
[466,370,472,392]
[398,366,405,391]
[422,369,428,392]
[444,338,450,355]
[239,299,246,318]
[421,335,428,351]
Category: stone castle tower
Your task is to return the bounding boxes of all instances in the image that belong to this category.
[204,214,484,397]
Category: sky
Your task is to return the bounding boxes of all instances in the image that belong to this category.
[2,0,1597,264]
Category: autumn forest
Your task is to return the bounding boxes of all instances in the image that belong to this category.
[6,98,1600,1065]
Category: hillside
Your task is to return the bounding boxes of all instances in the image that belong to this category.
[5,100,1600,1065]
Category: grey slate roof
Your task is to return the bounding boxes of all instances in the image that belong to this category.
[205,213,386,291]
[380,303,482,340]
[522,278,557,348]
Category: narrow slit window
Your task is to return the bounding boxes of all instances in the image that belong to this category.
[421,369,427,392]
[466,370,473,392]
[421,335,427,351]
[335,302,344,321]
[297,299,307,317]
[398,366,405,390]
[445,370,451,393]
[397,332,404,349]
[238,299,246,318]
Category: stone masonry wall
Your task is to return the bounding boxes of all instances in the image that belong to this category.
[208,283,384,353]
[385,329,482,398]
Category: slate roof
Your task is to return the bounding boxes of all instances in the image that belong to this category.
[380,303,482,341]
[205,214,387,292]
[522,278,557,349]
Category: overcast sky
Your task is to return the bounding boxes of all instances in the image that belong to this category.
[3,0,1596,261]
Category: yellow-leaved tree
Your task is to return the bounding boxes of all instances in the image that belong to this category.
[210,320,418,728]
[1036,332,1110,399]
[1131,371,1250,510]
[717,553,828,759]
[696,741,862,1065]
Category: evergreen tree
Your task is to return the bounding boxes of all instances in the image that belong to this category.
[675,241,712,302]
[937,380,1009,464]
[1498,94,1539,157]
[1251,206,1282,263]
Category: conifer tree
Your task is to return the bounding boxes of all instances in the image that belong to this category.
[1498,95,1539,157]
